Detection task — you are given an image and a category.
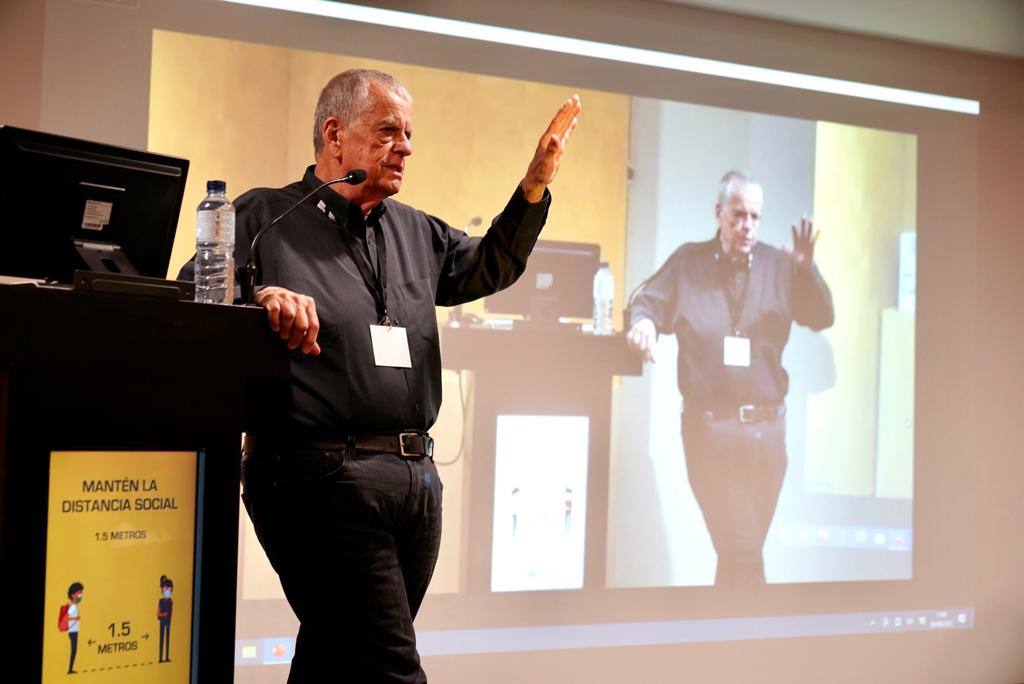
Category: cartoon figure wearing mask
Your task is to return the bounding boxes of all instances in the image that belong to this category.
[62,582,84,674]
[157,575,173,663]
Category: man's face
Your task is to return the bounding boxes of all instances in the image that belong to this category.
[337,85,413,202]
[72,590,83,603]
[716,183,763,255]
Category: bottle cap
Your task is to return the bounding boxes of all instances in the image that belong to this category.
[599,261,610,268]
[207,180,226,193]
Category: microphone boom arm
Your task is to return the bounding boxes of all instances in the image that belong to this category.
[239,169,367,304]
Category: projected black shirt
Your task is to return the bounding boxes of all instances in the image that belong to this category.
[629,236,833,408]
[229,166,549,435]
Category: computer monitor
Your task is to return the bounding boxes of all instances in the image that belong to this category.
[0,125,189,284]
[484,240,600,322]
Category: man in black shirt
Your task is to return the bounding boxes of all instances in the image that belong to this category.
[626,170,833,586]
[217,70,579,682]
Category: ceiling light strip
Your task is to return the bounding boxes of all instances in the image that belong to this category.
[221,0,980,115]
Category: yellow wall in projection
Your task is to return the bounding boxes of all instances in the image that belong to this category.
[806,122,916,497]
[149,30,630,594]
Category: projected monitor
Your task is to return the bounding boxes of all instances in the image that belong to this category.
[0,125,189,284]
[483,240,600,321]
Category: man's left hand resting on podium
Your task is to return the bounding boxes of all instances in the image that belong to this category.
[252,285,321,356]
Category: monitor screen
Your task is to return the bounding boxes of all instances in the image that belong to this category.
[0,126,188,283]
[483,240,600,321]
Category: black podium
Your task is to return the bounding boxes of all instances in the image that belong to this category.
[0,284,288,682]
[440,324,641,592]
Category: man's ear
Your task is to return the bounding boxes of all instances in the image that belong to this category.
[322,117,343,159]
[714,203,723,221]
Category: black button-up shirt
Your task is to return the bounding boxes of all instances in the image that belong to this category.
[629,236,834,408]
[190,166,550,436]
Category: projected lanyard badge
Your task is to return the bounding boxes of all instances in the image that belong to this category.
[723,254,752,368]
[343,218,412,368]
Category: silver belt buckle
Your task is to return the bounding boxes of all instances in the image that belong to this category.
[400,432,434,458]
[399,432,418,458]
[738,405,756,423]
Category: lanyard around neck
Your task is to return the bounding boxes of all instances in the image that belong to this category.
[338,213,394,327]
[718,250,751,336]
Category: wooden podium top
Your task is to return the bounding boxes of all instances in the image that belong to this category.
[0,283,289,447]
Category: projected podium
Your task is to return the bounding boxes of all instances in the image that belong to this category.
[441,325,641,592]
[0,284,288,683]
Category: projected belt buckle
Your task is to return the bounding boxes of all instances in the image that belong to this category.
[738,405,757,423]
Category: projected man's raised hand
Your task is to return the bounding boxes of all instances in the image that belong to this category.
[787,215,820,270]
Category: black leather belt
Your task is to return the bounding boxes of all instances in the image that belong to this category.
[696,404,784,424]
[243,432,434,459]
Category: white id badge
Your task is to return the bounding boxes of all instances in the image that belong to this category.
[370,325,412,368]
[723,335,751,367]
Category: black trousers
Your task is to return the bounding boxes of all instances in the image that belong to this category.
[241,445,443,683]
[682,409,787,586]
[158,619,170,661]
[68,632,78,673]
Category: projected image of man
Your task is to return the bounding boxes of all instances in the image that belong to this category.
[182,69,580,682]
[626,171,834,585]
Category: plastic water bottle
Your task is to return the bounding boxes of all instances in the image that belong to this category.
[592,262,615,335]
[194,180,235,304]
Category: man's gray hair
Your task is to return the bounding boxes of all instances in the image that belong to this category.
[717,170,760,205]
[312,69,411,157]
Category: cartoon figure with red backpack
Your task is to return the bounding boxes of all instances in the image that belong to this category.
[58,582,84,674]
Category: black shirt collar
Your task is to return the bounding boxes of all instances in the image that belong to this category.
[301,165,388,232]
[712,230,753,270]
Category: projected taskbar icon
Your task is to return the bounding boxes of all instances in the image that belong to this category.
[868,609,973,632]
[235,637,296,666]
[777,524,913,551]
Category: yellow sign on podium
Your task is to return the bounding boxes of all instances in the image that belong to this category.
[42,451,197,683]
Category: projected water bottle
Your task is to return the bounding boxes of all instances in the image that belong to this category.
[592,262,615,335]
[194,180,235,304]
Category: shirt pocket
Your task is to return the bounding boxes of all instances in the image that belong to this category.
[391,277,438,344]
